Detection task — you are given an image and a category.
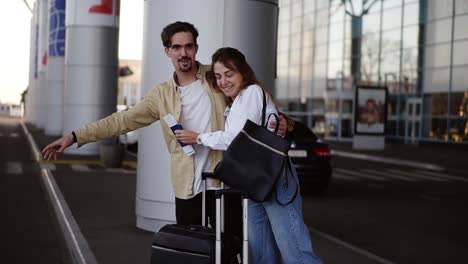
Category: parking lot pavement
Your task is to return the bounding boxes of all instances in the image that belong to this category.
[21,118,468,264]
[327,140,468,174]
[24,123,151,264]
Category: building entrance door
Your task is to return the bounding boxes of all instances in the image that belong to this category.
[405,98,422,143]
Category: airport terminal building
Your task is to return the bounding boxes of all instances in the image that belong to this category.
[275,0,468,144]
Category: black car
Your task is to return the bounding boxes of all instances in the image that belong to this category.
[286,120,332,194]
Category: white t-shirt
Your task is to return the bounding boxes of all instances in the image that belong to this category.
[198,84,278,150]
[178,80,217,194]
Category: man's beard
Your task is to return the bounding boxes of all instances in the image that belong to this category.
[178,58,192,72]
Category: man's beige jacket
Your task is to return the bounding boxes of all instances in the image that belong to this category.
[74,64,226,199]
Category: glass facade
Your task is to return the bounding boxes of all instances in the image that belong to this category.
[276,0,468,143]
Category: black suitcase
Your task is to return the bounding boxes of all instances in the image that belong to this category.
[151,224,216,263]
[151,173,248,264]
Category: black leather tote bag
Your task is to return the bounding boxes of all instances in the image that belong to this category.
[214,89,290,202]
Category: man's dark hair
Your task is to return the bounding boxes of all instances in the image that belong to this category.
[161,21,199,48]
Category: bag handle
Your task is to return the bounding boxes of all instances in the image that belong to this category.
[261,88,267,127]
[260,89,280,134]
[266,113,280,134]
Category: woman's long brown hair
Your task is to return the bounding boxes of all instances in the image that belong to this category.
[208,47,273,106]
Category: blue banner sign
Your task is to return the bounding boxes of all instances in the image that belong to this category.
[49,0,66,57]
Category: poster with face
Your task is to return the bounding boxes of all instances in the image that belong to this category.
[355,86,388,135]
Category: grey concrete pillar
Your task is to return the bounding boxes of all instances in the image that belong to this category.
[63,0,120,155]
[26,2,38,123]
[37,0,49,129]
[137,0,278,232]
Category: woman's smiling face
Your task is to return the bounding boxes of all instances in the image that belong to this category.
[213,61,244,99]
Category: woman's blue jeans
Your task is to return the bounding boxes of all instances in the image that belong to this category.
[248,192,323,264]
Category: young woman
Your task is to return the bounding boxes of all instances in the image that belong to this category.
[175,47,323,264]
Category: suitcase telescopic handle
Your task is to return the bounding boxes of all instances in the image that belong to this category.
[201,172,225,227]
[215,189,249,264]
[214,189,245,198]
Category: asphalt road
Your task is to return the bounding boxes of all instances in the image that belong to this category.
[2,115,467,264]
[302,156,468,264]
[0,116,65,263]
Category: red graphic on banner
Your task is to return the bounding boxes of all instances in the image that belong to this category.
[89,0,112,15]
[42,52,47,66]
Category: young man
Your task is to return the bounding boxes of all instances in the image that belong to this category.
[42,21,285,227]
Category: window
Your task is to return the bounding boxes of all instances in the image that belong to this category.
[278,36,289,52]
[304,0,315,14]
[316,0,329,10]
[315,44,328,62]
[363,12,381,34]
[278,22,290,38]
[384,0,403,9]
[328,41,344,60]
[450,92,468,115]
[316,9,329,27]
[403,26,419,48]
[291,32,301,50]
[427,0,454,21]
[302,30,314,48]
[383,7,403,31]
[449,91,468,141]
[454,15,468,40]
[314,62,327,78]
[430,93,449,115]
[278,51,289,67]
[456,0,468,15]
[329,22,344,42]
[380,50,401,74]
[292,1,302,18]
[404,2,420,26]
[292,17,302,34]
[301,63,313,80]
[315,26,329,45]
[426,19,452,44]
[453,40,468,66]
[328,59,343,79]
[302,46,313,64]
[425,43,451,68]
[279,4,291,21]
[303,13,315,30]
[423,68,450,92]
[452,66,468,92]
[290,49,301,66]
[402,48,418,72]
[382,29,402,53]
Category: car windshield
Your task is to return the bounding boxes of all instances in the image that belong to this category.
[286,120,318,142]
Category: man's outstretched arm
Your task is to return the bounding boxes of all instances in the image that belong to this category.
[42,133,75,160]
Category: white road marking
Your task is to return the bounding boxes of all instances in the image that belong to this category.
[332,150,445,171]
[21,121,98,264]
[362,169,418,182]
[70,164,91,172]
[412,170,468,183]
[0,132,3,137]
[10,132,19,138]
[335,168,389,181]
[40,163,56,171]
[6,162,22,174]
[332,172,360,181]
[308,226,397,264]
[388,169,448,182]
